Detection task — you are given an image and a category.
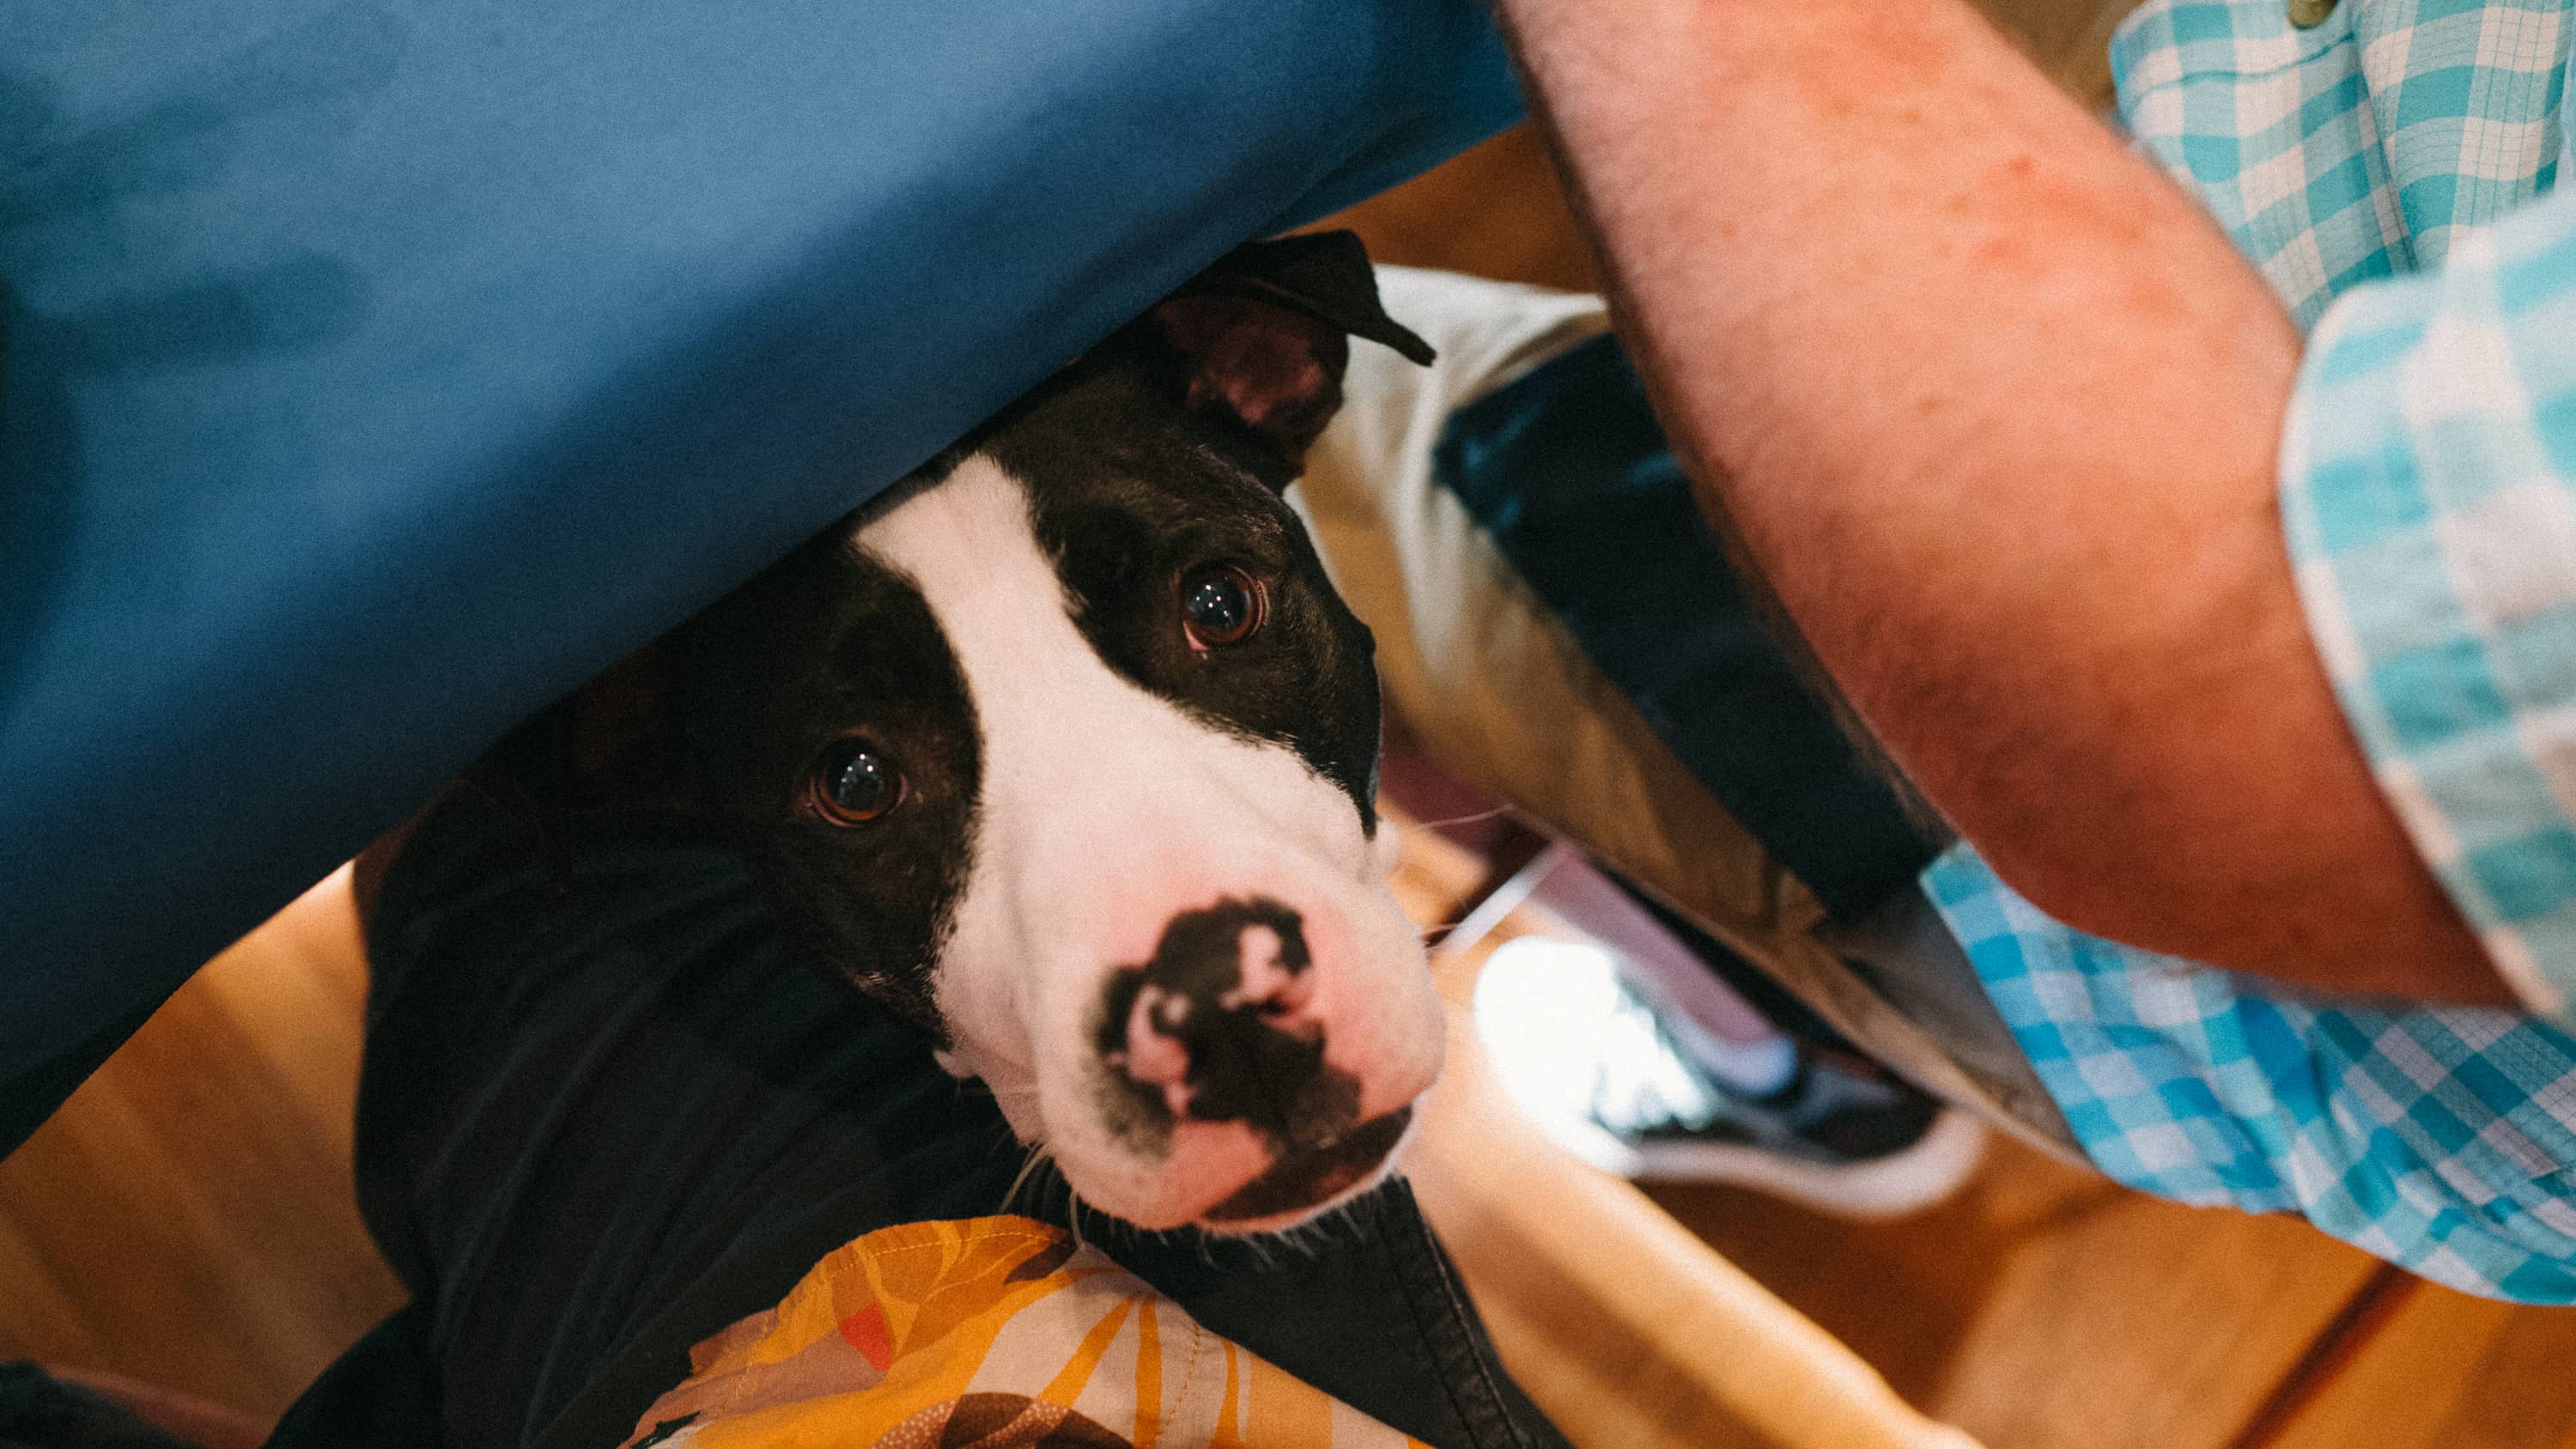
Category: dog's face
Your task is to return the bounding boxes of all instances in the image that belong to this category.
[670,236,1448,1232]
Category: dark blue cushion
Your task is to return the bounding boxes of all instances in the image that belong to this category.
[0,0,1519,1151]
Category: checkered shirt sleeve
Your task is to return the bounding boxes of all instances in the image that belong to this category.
[2113,0,2570,327]
[1928,849,2576,1302]
[1914,0,2576,1300]
[2285,195,2576,1016]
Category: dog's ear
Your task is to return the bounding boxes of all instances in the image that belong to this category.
[1147,230,1434,485]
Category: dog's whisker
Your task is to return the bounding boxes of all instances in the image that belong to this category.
[1315,1196,1363,1251]
[1001,1144,1059,1218]
[1280,1216,1323,1259]
[1402,806,1511,831]
[1065,1190,1091,1253]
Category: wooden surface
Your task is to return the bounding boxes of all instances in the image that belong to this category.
[0,868,404,1419]
[1652,1138,2388,1449]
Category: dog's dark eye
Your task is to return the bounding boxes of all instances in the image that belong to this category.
[1181,565,1265,649]
[811,740,905,825]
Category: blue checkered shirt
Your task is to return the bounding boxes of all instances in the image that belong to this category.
[1928,0,2576,1299]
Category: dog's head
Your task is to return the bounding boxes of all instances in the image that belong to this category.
[571,234,1445,1232]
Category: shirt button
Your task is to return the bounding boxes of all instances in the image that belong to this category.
[2288,0,2338,27]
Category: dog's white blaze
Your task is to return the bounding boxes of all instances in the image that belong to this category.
[853,459,1444,1229]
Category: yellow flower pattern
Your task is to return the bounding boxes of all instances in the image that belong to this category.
[622,1216,1432,1449]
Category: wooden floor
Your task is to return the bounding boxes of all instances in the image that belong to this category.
[0,870,404,1418]
[15,5,2576,1444]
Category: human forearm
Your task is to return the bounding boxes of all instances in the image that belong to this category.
[1496,0,2506,1002]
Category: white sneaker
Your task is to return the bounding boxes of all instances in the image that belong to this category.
[1474,936,1985,1221]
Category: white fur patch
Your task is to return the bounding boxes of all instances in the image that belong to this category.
[854,459,1444,1230]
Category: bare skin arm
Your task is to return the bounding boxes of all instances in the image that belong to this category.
[1492,0,2512,1004]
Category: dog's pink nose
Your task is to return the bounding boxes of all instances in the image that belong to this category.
[1218,923,1317,1022]
[1092,896,1357,1154]
[1115,985,1196,1116]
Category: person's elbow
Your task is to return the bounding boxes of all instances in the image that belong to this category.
[1964,808,2523,1010]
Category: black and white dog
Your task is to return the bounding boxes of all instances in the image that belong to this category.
[464,233,1451,1234]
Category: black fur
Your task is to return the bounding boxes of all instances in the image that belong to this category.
[678,533,985,1038]
[987,350,1385,834]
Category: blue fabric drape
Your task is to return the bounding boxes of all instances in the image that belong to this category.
[0,0,1522,1151]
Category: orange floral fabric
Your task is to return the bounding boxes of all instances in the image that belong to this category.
[623,1215,1431,1449]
